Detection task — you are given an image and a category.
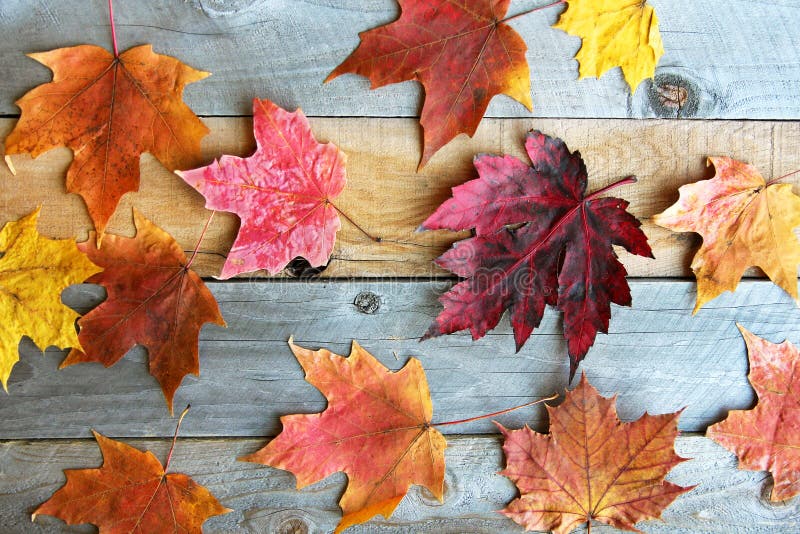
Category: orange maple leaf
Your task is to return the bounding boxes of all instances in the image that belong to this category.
[241,339,447,533]
[62,209,225,412]
[654,157,800,312]
[498,375,691,534]
[4,44,209,239]
[327,0,532,168]
[708,325,800,502]
[34,422,229,532]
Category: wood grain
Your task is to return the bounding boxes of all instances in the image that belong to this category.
[2,435,796,533]
[2,279,798,439]
[2,1,799,119]
[3,117,799,279]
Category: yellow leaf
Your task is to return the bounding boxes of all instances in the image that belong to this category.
[0,209,102,389]
[554,0,664,92]
[653,157,800,312]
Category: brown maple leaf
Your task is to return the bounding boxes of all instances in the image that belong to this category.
[708,325,800,501]
[498,375,691,533]
[653,157,800,312]
[34,412,229,532]
[241,338,446,533]
[327,0,532,167]
[4,44,209,239]
[62,209,225,412]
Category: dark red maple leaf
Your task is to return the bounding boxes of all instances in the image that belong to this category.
[421,131,652,376]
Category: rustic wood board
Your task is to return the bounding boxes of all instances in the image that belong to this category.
[2,279,798,439]
[2,1,800,119]
[3,117,799,278]
[2,435,797,533]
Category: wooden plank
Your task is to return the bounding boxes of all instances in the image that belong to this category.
[2,279,798,439]
[3,435,797,533]
[2,1,800,119]
[3,117,799,279]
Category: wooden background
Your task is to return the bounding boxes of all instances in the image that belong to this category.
[1,0,800,532]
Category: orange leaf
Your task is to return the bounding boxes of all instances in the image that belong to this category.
[4,44,209,239]
[62,209,225,412]
[498,375,691,534]
[241,339,446,533]
[327,0,532,168]
[33,431,229,532]
[654,157,800,312]
[708,325,800,502]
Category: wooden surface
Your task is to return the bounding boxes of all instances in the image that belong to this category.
[2,0,800,532]
[3,117,799,278]
[2,0,800,119]
[2,279,799,440]
[2,435,798,533]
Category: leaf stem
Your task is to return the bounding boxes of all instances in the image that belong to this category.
[432,394,558,427]
[164,404,190,472]
[329,202,382,243]
[186,211,216,269]
[503,0,567,24]
[586,175,638,201]
[108,0,119,57]
[767,168,800,186]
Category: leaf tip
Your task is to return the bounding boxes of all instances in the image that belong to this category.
[4,155,16,176]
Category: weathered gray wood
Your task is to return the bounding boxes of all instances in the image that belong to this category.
[2,0,800,118]
[2,435,797,533]
[2,280,798,439]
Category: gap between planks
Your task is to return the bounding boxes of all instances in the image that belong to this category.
[1,117,799,279]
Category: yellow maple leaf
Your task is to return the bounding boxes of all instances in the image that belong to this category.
[554,0,664,92]
[653,157,800,312]
[0,208,102,389]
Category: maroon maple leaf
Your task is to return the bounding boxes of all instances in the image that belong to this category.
[421,131,652,376]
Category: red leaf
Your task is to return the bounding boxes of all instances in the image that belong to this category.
[421,131,652,376]
[241,339,446,533]
[707,325,800,501]
[178,98,346,278]
[62,210,225,412]
[326,0,532,167]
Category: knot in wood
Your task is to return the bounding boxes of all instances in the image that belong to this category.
[276,517,309,534]
[187,0,264,17]
[354,291,381,314]
[648,73,699,118]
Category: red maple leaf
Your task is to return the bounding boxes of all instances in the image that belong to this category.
[326,0,532,167]
[178,98,346,278]
[707,325,800,501]
[421,131,652,376]
[63,210,225,412]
